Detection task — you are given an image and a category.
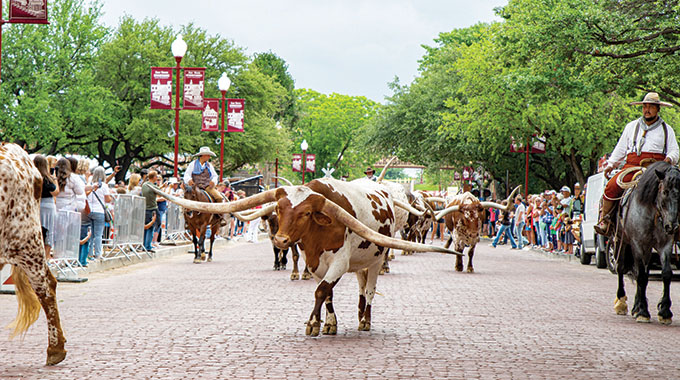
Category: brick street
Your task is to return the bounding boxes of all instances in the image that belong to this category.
[1,239,680,379]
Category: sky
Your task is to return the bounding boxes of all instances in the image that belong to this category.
[99,1,506,103]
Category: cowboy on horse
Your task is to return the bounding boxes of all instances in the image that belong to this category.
[595,92,678,236]
[183,146,228,226]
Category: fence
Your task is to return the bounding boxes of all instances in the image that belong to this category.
[163,202,190,243]
[104,194,152,261]
[49,210,86,280]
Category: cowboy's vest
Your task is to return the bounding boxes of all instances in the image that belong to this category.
[191,160,213,189]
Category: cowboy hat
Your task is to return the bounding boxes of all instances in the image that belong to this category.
[629,92,673,107]
[194,146,216,157]
[167,177,179,184]
[364,167,375,174]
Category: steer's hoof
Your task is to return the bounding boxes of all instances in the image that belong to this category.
[379,268,386,275]
[467,267,474,273]
[193,258,202,264]
[614,296,628,315]
[358,320,371,331]
[658,316,672,325]
[455,266,463,272]
[201,253,207,261]
[290,272,299,281]
[389,253,395,260]
[301,272,312,281]
[322,324,337,335]
[46,348,67,366]
[636,315,651,323]
[305,321,320,336]
[207,257,212,262]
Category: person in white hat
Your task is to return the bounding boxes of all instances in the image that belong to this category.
[595,92,678,235]
[183,146,226,224]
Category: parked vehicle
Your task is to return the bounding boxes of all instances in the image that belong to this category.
[580,172,608,269]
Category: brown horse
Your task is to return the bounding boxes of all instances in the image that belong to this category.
[183,185,222,263]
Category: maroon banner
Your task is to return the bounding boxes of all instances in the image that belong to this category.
[150,67,173,109]
[182,68,205,110]
[292,154,302,172]
[201,98,220,132]
[227,98,245,132]
[9,0,49,24]
[510,135,546,154]
[305,154,316,173]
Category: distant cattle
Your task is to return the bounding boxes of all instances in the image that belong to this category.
[153,178,459,336]
[0,143,67,365]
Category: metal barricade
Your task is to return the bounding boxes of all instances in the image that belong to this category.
[104,194,149,260]
[49,210,85,279]
[163,202,189,243]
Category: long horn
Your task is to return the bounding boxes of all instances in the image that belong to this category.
[435,205,460,221]
[149,185,278,213]
[422,200,437,220]
[424,197,448,204]
[480,185,521,212]
[321,200,463,256]
[233,204,277,222]
[376,156,398,183]
[274,176,294,187]
[393,199,427,217]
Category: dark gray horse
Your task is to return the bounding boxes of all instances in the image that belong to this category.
[613,161,680,324]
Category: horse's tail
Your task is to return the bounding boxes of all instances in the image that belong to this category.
[7,265,41,339]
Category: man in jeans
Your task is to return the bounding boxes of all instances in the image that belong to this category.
[514,195,526,249]
[141,170,161,252]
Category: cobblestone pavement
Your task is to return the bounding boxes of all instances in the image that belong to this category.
[2,239,680,379]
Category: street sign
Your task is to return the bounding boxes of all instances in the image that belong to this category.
[9,0,48,24]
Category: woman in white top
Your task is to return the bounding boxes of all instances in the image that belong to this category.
[86,167,113,260]
[54,158,85,212]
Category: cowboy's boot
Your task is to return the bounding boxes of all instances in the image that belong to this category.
[594,198,615,236]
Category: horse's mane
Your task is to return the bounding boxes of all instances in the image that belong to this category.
[636,161,677,205]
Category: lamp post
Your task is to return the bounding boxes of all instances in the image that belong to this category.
[218,72,231,182]
[301,139,308,184]
[171,34,187,178]
[274,122,282,188]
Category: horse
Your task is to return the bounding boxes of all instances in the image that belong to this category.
[183,185,222,263]
[612,161,680,324]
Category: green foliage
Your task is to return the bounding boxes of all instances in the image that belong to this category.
[293,89,380,181]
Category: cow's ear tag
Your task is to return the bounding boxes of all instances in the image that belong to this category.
[312,212,333,226]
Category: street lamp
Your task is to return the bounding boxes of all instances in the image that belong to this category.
[301,139,308,184]
[171,34,187,178]
[274,122,282,188]
[218,72,231,182]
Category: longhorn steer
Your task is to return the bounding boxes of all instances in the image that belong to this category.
[432,187,519,273]
[259,211,312,280]
[150,178,459,336]
[0,143,67,365]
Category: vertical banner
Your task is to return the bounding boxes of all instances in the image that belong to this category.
[150,67,173,109]
[9,0,49,24]
[182,68,205,110]
[292,154,302,172]
[306,154,316,173]
[201,98,219,132]
[227,99,245,132]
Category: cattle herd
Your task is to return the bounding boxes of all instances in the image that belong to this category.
[0,143,533,366]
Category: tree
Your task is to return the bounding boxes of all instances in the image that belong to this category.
[253,51,296,124]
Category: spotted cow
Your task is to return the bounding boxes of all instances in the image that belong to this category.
[152,177,458,336]
[261,211,312,280]
[0,143,67,365]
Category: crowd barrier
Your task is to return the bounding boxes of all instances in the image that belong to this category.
[163,202,190,243]
[104,194,152,261]
[49,210,86,280]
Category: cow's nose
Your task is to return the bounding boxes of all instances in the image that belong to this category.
[274,235,290,249]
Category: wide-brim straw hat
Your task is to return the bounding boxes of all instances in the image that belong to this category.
[630,92,673,107]
[194,146,217,157]
[364,167,375,174]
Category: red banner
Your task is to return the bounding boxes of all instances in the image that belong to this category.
[9,0,48,24]
[292,154,302,172]
[227,98,245,132]
[201,98,219,132]
[150,67,173,109]
[182,68,205,110]
[510,135,546,154]
[306,154,316,173]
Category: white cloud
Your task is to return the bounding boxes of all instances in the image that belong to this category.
[99,0,505,102]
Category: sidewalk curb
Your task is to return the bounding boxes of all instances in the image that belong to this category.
[480,237,578,263]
